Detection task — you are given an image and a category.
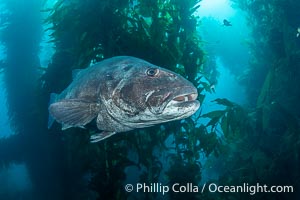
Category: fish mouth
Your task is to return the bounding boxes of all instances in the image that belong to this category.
[167,86,199,107]
[146,86,200,114]
[158,86,200,119]
[172,93,198,102]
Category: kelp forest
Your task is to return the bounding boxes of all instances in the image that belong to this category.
[0,0,299,200]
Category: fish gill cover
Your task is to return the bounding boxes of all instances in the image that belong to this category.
[0,0,299,200]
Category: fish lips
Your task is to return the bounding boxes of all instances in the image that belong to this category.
[147,86,200,114]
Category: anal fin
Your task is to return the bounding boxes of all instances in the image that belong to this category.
[90,131,116,143]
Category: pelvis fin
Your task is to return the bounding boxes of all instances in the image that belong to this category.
[90,131,116,143]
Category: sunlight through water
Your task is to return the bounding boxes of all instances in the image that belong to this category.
[196,0,236,20]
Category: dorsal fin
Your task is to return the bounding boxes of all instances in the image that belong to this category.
[72,69,83,80]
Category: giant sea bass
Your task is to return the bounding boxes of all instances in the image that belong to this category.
[48,56,200,142]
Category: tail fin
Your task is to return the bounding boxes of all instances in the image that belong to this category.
[48,93,58,129]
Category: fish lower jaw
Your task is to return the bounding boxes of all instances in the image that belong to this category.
[163,100,200,118]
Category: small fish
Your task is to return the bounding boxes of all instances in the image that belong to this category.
[297,27,300,37]
[210,84,216,93]
[48,56,200,142]
[223,19,232,26]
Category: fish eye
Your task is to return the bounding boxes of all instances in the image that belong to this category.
[146,68,159,77]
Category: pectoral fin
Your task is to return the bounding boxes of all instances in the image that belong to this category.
[90,131,116,143]
[49,99,99,129]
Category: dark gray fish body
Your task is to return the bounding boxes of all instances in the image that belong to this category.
[49,56,200,142]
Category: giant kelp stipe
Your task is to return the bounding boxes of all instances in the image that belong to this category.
[0,0,299,200]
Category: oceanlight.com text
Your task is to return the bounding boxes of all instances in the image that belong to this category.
[208,183,293,195]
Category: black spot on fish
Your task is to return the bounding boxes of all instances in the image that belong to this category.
[105,74,113,80]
